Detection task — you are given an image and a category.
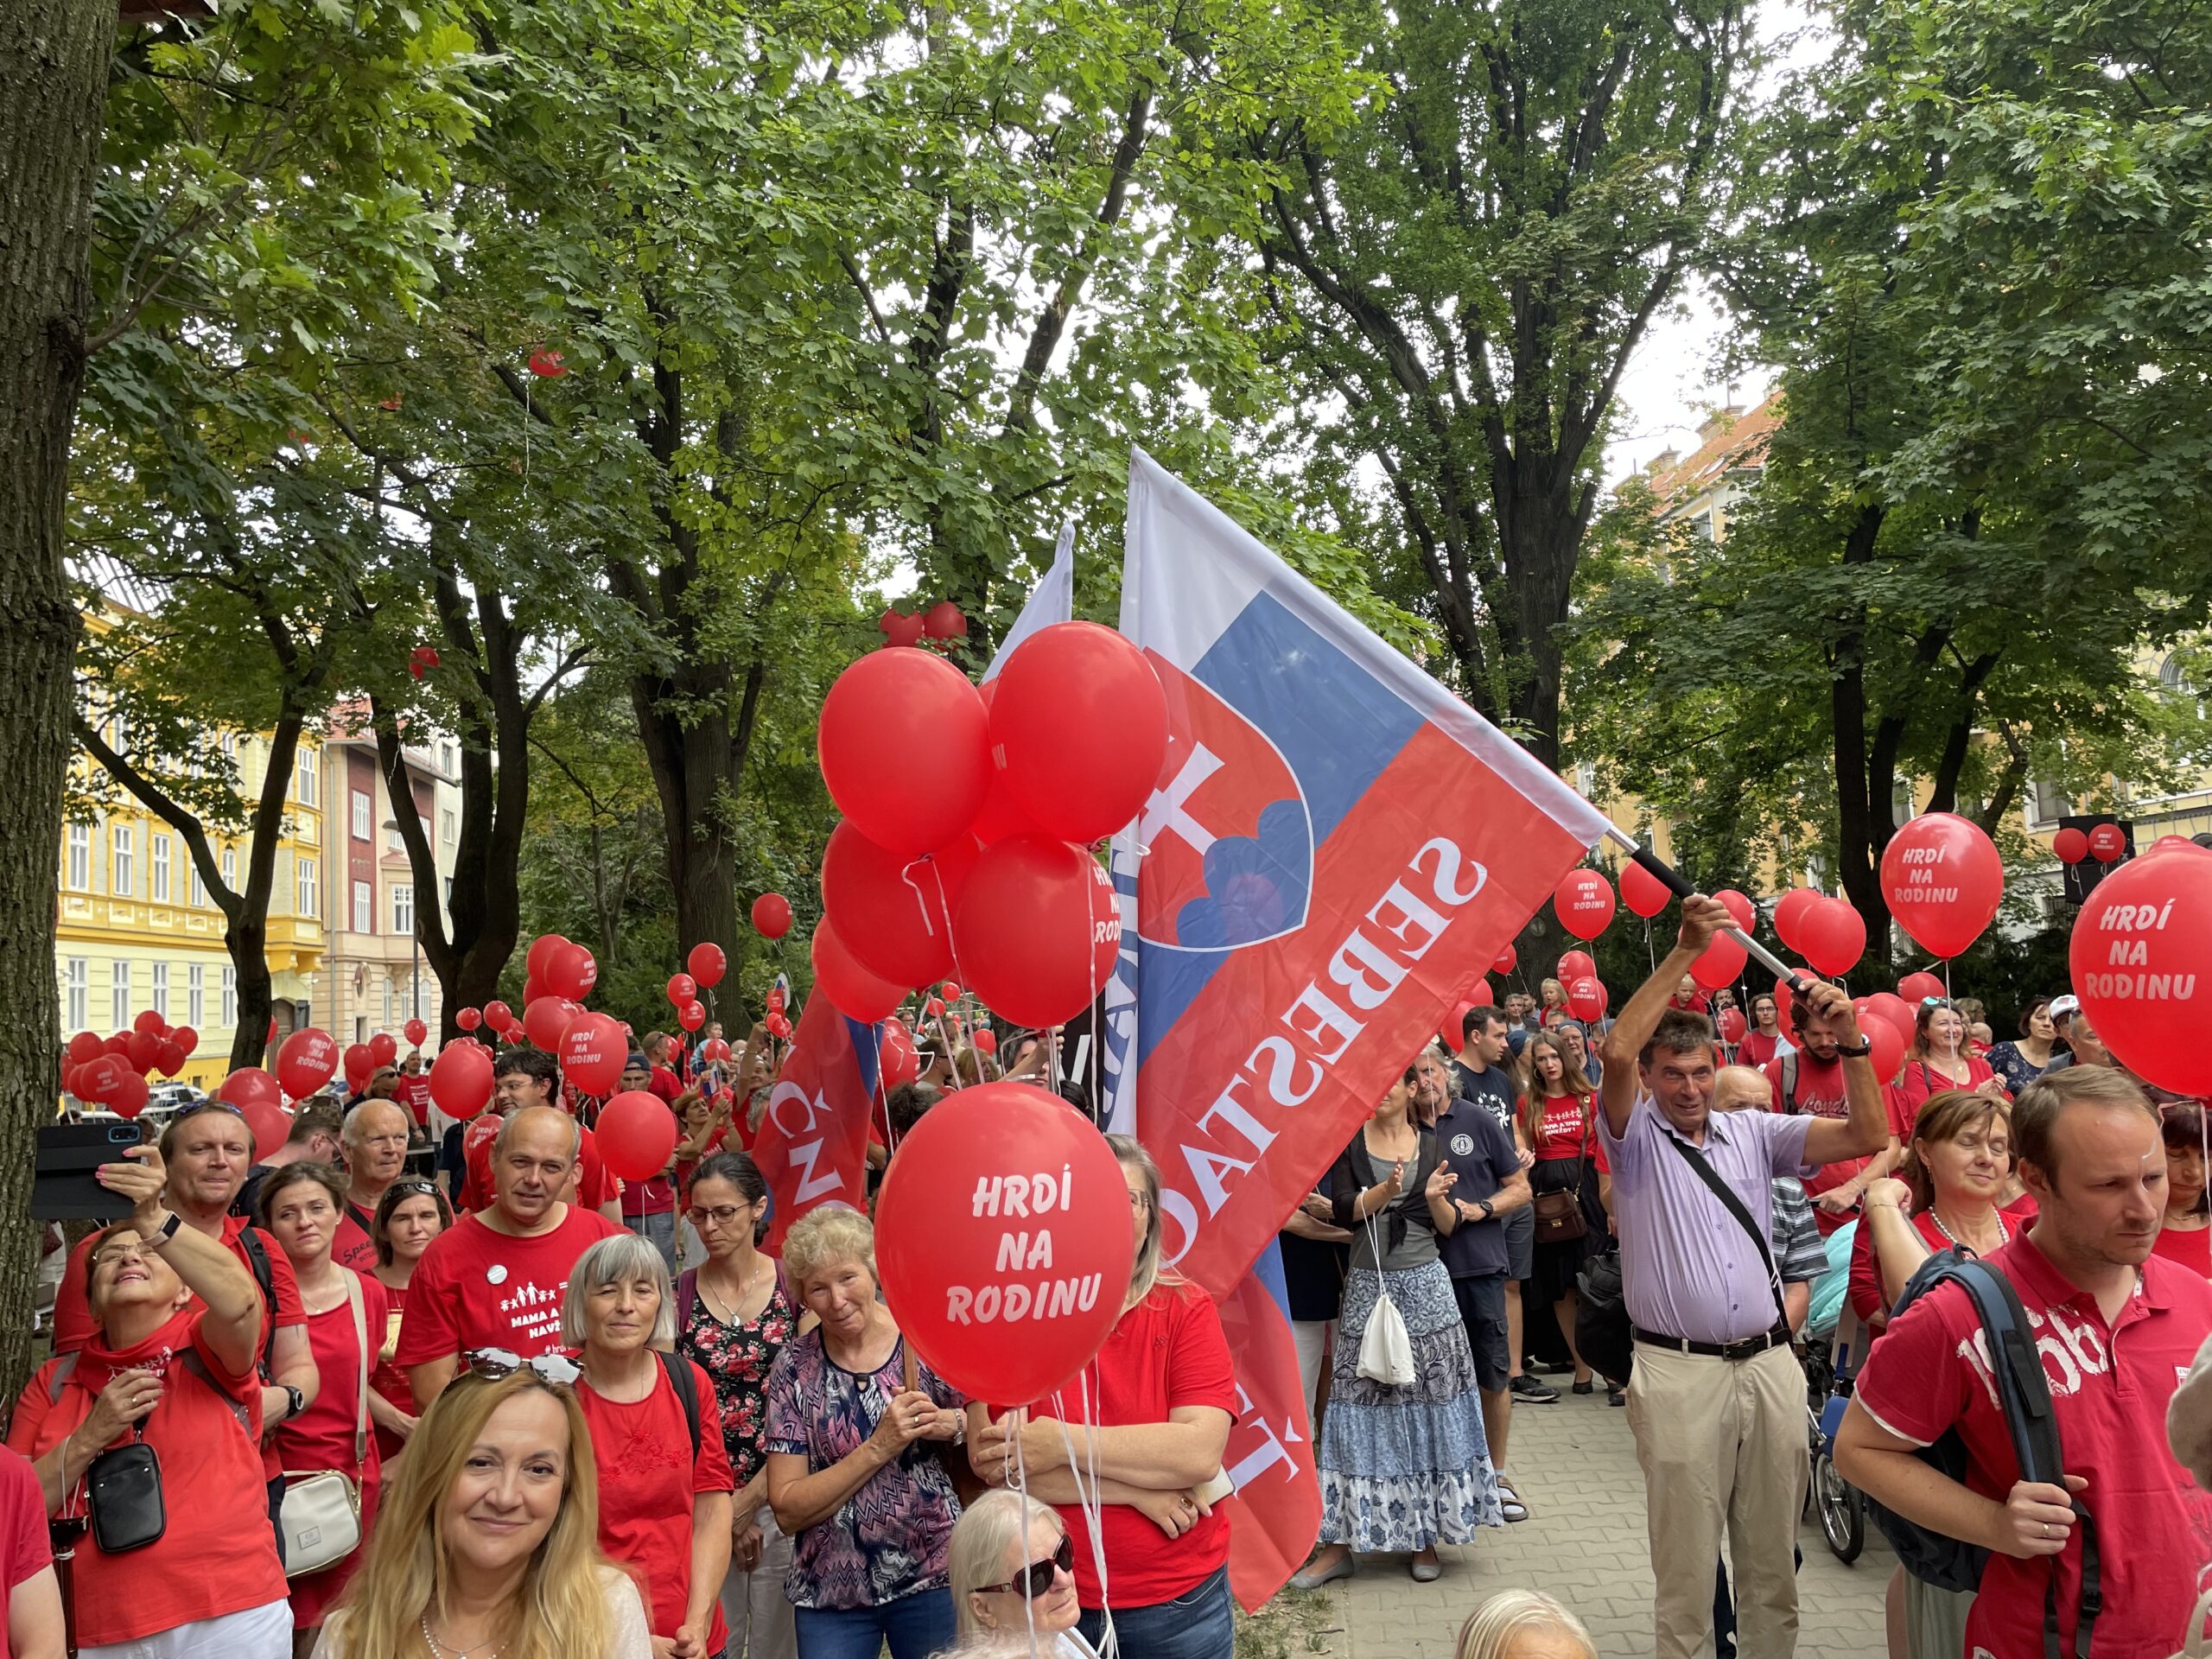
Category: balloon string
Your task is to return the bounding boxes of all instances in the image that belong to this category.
[1009,1407,1041,1659]
[1052,1379,1117,1659]
[898,857,942,942]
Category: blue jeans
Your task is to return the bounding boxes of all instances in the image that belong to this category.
[627,1208,677,1274]
[1077,1566,1234,1659]
[794,1589,954,1659]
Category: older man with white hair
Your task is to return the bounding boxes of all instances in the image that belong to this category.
[330,1097,412,1271]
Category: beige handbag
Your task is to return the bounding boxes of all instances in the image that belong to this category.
[280,1274,367,1577]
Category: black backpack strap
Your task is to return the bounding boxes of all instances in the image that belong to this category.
[1662,1131,1789,1338]
[657,1349,701,1461]
[235,1226,279,1374]
[1780,1051,1798,1113]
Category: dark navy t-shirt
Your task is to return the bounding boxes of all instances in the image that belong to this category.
[1433,1096,1521,1279]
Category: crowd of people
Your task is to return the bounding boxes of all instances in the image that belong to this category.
[6,910,2210,1659]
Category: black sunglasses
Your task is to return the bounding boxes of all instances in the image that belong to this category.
[464,1347,580,1388]
[980,1533,1073,1598]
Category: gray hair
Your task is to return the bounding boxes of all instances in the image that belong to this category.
[781,1206,877,1294]
[950,1490,1065,1638]
[559,1232,675,1350]
[1453,1591,1596,1659]
[342,1097,410,1146]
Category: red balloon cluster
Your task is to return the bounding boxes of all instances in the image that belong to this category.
[813,621,1163,1029]
[63,1009,206,1114]
[1880,813,2004,961]
[407,645,442,681]
[1774,890,1866,977]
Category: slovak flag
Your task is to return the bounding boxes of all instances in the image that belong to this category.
[1103,451,1611,1605]
[752,986,885,1252]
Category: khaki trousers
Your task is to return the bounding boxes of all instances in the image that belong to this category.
[1626,1340,1808,1659]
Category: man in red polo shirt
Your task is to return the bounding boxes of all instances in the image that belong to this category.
[1838,1066,2212,1658]
[1767,998,1897,1234]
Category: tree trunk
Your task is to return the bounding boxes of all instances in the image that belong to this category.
[632,663,741,957]
[0,0,114,1405]
[1830,504,1891,950]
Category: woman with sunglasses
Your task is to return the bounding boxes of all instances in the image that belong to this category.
[677,1153,804,1659]
[260,1162,392,1650]
[1984,999,2066,1097]
[946,1491,1095,1659]
[370,1179,454,1462]
[1885,997,2007,1147]
[313,1357,652,1659]
[564,1235,734,1659]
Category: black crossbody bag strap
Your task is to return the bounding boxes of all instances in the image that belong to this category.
[1662,1132,1789,1338]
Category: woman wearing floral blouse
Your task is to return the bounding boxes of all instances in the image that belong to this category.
[677,1153,806,1659]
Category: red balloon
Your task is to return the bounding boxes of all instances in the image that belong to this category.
[124,1030,162,1074]
[953,836,1120,1029]
[874,1081,1135,1402]
[1863,992,1916,1043]
[73,1055,130,1106]
[67,1030,104,1065]
[408,645,441,681]
[523,995,577,1052]
[822,822,977,988]
[1557,950,1597,985]
[971,683,1049,846]
[1621,861,1673,919]
[527,348,567,378]
[819,649,991,856]
[525,936,565,978]
[598,1091,679,1183]
[429,1041,496,1120]
[698,1038,733,1066]
[2087,822,2127,862]
[343,1043,377,1087]
[1553,870,1618,941]
[1866,1015,1906,1086]
[990,622,1169,846]
[2147,835,2196,857]
[879,1019,920,1090]
[880,610,926,649]
[543,942,598,1003]
[687,942,728,989]
[404,1018,429,1046]
[1798,897,1867,977]
[1715,889,1756,934]
[169,1024,197,1053]
[484,1000,513,1030]
[1690,933,1746,991]
[2052,826,2090,866]
[368,1032,398,1069]
[276,1028,339,1100]
[1567,976,1605,1022]
[2069,848,2212,1095]
[766,987,786,1015]
[922,601,969,641]
[217,1067,283,1112]
[1898,970,1947,1004]
[811,918,907,1022]
[971,1028,998,1056]
[666,973,698,1006]
[1494,944,1517,976]
[132,1008,165,1038]
[942,981,962,1001]
[1772,978,1795,1029]
[751,893,793,940]
[105,1068,151,1116]
[240,1096,293,1154]
[1772,888,1821,952]
[455,1006,483,1032]
[678,1001,708,1033]
[1881,812,2004,960]
[924,996,947,1019]
[105,1032,130,1057]
[560,1012,629,1097]
[763,1011,790,1040]
[1718,1007,1747,1044]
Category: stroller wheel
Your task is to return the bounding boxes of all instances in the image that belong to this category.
[1814,1449,1864,1563]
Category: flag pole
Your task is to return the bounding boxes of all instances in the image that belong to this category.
[1600,827,1814,995]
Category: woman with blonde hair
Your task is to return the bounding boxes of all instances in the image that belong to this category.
[313,1359,652,1658]
[1537,978,1569,1029]
[1453,1590,1596,1659]
[947,1490,1097,1658]
[968,1135,1239,1659]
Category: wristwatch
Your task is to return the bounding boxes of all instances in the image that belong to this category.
[1478,1198,1496,1222]
[280,1384,304,1421]
[1834,1039,1872,1058]
[144,1211,183,1247]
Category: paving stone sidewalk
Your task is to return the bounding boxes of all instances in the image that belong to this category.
[1294,1383,1891,1659]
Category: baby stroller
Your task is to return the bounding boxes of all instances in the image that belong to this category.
[1801,1221,1866,1563]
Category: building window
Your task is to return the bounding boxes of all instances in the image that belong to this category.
[352,790,372,841]
[353,880,372,933]
[151,833,171,902]
[441,807,456,847]
[67,823,90,890]
[296,857,319,918]
[111,824,134,897]
[188,862,206,907]
[385,819,403,852]
[392,883,414,937]
[111,962,130,1029]
[296,747,317,805]
[151,963,169,1018]
[64,959,87,1031]
[355,1014,368,1044]
[221,846,237,893]
[221,965,237,1027]
[188,964,205,1028]
[382,978,395,1027]
[2030,779,2072,825]
[442,741,457,773]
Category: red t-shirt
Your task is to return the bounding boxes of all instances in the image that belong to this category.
[1853,1235,2212,1658]
[459,1116,621,1214]
[0,1446,49,1659]
[275,1272,387,1628]
[1668,991,1712,1014]
[9,1309,289,1647]
[333,1201,378,1274]
[2154,1223,2212,1279]
[370,1274,415,1462]
[1847,1209,1949,1328]
[1051,1281,1238,1608]
[1736,1030,1787,1069]
[394,1206,626,1366]
[396,1074,433,1126]
[1519,1091,1609,1169]
[675,1123,729,1196]
[578,1362,734,1645]
[1884,1057,2005,1141]
[649,1065,683,1103]
[1766,1052,1868,1235]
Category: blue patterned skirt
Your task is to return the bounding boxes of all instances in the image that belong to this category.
[1315,1260,1502,1551]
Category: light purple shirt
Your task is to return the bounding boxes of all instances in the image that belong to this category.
[1598,1094,1815,1345]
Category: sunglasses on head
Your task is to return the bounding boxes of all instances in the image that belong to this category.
[980,1533,1074,1598]
[464,1348,580,1389]
[1921,996,1955,1010]
[385,1179,441,1202]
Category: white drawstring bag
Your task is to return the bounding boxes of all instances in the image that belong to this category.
[1357,1204,1415,1386]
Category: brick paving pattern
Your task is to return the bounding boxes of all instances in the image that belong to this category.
[1297,1383,1892,1659]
